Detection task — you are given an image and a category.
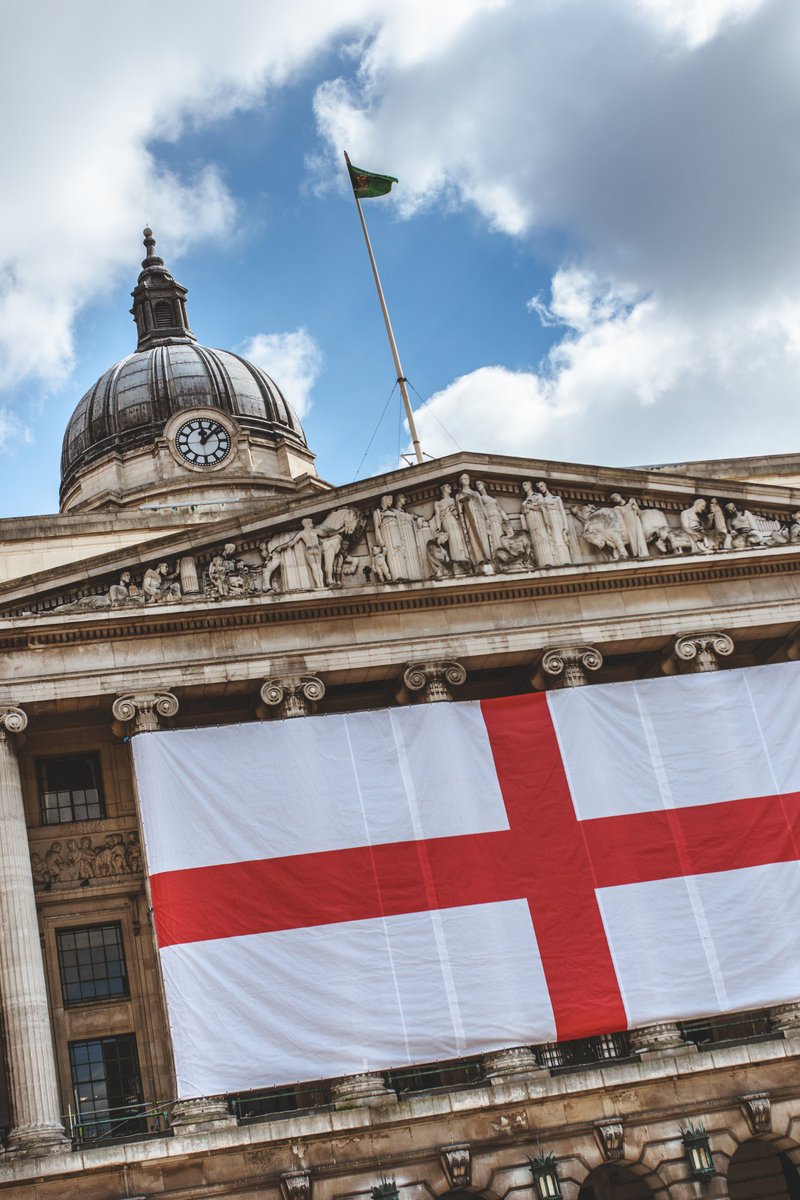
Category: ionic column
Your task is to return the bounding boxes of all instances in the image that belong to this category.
[402,661,467,703]
[482,1045,545,1084]
[0,706,69,1154]
[112,692,179,734]
[769,1002,800,1035]
[329,1071,396,1108]
[540,645,603,689]
[666,632,734,674]
[258,676,325,720]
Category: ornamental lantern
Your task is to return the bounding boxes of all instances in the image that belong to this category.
[371,1180,399,1200]
[528,1154,563,1199]
[682,1123,715,1180]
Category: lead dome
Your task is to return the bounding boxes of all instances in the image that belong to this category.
[59,230,318,512]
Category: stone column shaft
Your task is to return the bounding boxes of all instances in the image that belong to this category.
[0,707,68,1153]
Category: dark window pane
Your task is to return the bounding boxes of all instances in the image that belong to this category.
[56,923,128,1006]
[38,755,105,825]
[68,1035,145,1140]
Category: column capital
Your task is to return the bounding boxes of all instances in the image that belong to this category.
[112,692,179,734]
[539,645,603,689]
[629,1020,692,1055]
[402,661,467,703]
[440,1144,472,1189]
[259,676,325,719]
[482,1045,544,1083]
[0,705,28,738]
[329,1071,396,1108]
[665,632,734,674]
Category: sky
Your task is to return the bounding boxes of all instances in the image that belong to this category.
[1,0,799,516]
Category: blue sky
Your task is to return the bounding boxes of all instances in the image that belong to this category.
[1,0,799,516]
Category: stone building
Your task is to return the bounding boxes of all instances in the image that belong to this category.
[0,232,798,1199]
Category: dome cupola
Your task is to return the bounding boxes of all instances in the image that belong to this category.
[60,231,319,512]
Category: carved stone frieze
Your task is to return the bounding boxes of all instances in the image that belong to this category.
[540,645,603,689]
[740,1093,771,1135]
[18,476,795,620]
[112,692,179,734]
[594,1119,624,1161]
[403,661,467,703]
[259,676,326,720]
[440,1144,471,1189]
[667,632,734,674]
[31,831,142,889]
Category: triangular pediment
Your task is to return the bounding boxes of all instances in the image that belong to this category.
[2,451,800,623]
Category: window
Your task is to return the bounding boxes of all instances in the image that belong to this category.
[68,1034,145,1140]
[56,923,128,1006]
[38,753,105,824]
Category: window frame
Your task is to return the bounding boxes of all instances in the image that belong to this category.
[55,921,130,1008]
[37,751,106,825]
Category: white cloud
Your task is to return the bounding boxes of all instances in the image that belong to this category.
[0,0,382,394]
[315,0,800,466]
[238,329,324,419]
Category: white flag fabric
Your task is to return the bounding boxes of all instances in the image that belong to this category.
[132,661,800,1099]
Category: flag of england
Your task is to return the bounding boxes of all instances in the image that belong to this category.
[132,660,800,1099]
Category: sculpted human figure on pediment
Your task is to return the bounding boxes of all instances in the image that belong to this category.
[373,493,427,582]
[521,480,573,567]
[433,483,473,574]
[456,473,492,567]
[260,506,363,593]
[143,561,182,603]
[609,492,650,557]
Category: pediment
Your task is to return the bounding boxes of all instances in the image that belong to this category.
[3,451,800,623]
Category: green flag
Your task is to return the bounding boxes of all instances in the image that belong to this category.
[346,156,398,199]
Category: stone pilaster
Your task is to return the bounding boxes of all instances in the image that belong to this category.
[259,676,325,719]
[329,1071,396,1108]
[402,661,467,703]
[482,1045,544,1083]
[666,632,734,674]
[171,1094,235,1134]
[112,692,179,734]
[0,706,69,1154]
[629,1021,689,1055]
[540,645,603,689]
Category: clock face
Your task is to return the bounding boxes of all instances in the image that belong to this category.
[174,418,231,467]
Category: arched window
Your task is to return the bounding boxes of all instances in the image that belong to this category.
[153,300,173,329]
[729,1140,800,1200]
[578,1164,653,1200]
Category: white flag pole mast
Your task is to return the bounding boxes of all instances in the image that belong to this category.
[345,152,424,466]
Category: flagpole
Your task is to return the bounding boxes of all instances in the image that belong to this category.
[345,153,424,466]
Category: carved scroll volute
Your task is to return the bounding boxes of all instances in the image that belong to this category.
[259,676,326,720]
[741,1093,771,1135]
[539,645,603,689]
[402,661,467,704]
[112,692,179,735]
[440,1144,471,1189]
[0,706,28,741]
[666,632,734,675]
[594,1119,624,1161]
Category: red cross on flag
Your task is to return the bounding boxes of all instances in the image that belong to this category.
[133,661,800,1100]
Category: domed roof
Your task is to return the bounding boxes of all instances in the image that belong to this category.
[60,231,307,502]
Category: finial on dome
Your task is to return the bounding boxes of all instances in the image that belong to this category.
[141,226,164,269]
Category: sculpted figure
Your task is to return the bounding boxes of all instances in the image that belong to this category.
[724,501,766,549]
[45,842,64,880]
[62,840,80,882]
[427,533,451,578]
[284,519,325,589]
[475,481,511,556]
[609,493,649,557]
[679,499,709,552]
[394,494,427,579]
[207,544,241,596]
[30,853,48,886]
[522,480,572,567]
[373,494,426,581]
[109,571,138,605]
[125,832,142,873]
[456,474,492,565]
[370,546,392,583]
[77,835,97,879]
[493,528,532,568]
[143,562,181,602]
[433,483,472,572]
[572,504,628,561]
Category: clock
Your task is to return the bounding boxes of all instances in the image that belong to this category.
[174,417,232,467]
